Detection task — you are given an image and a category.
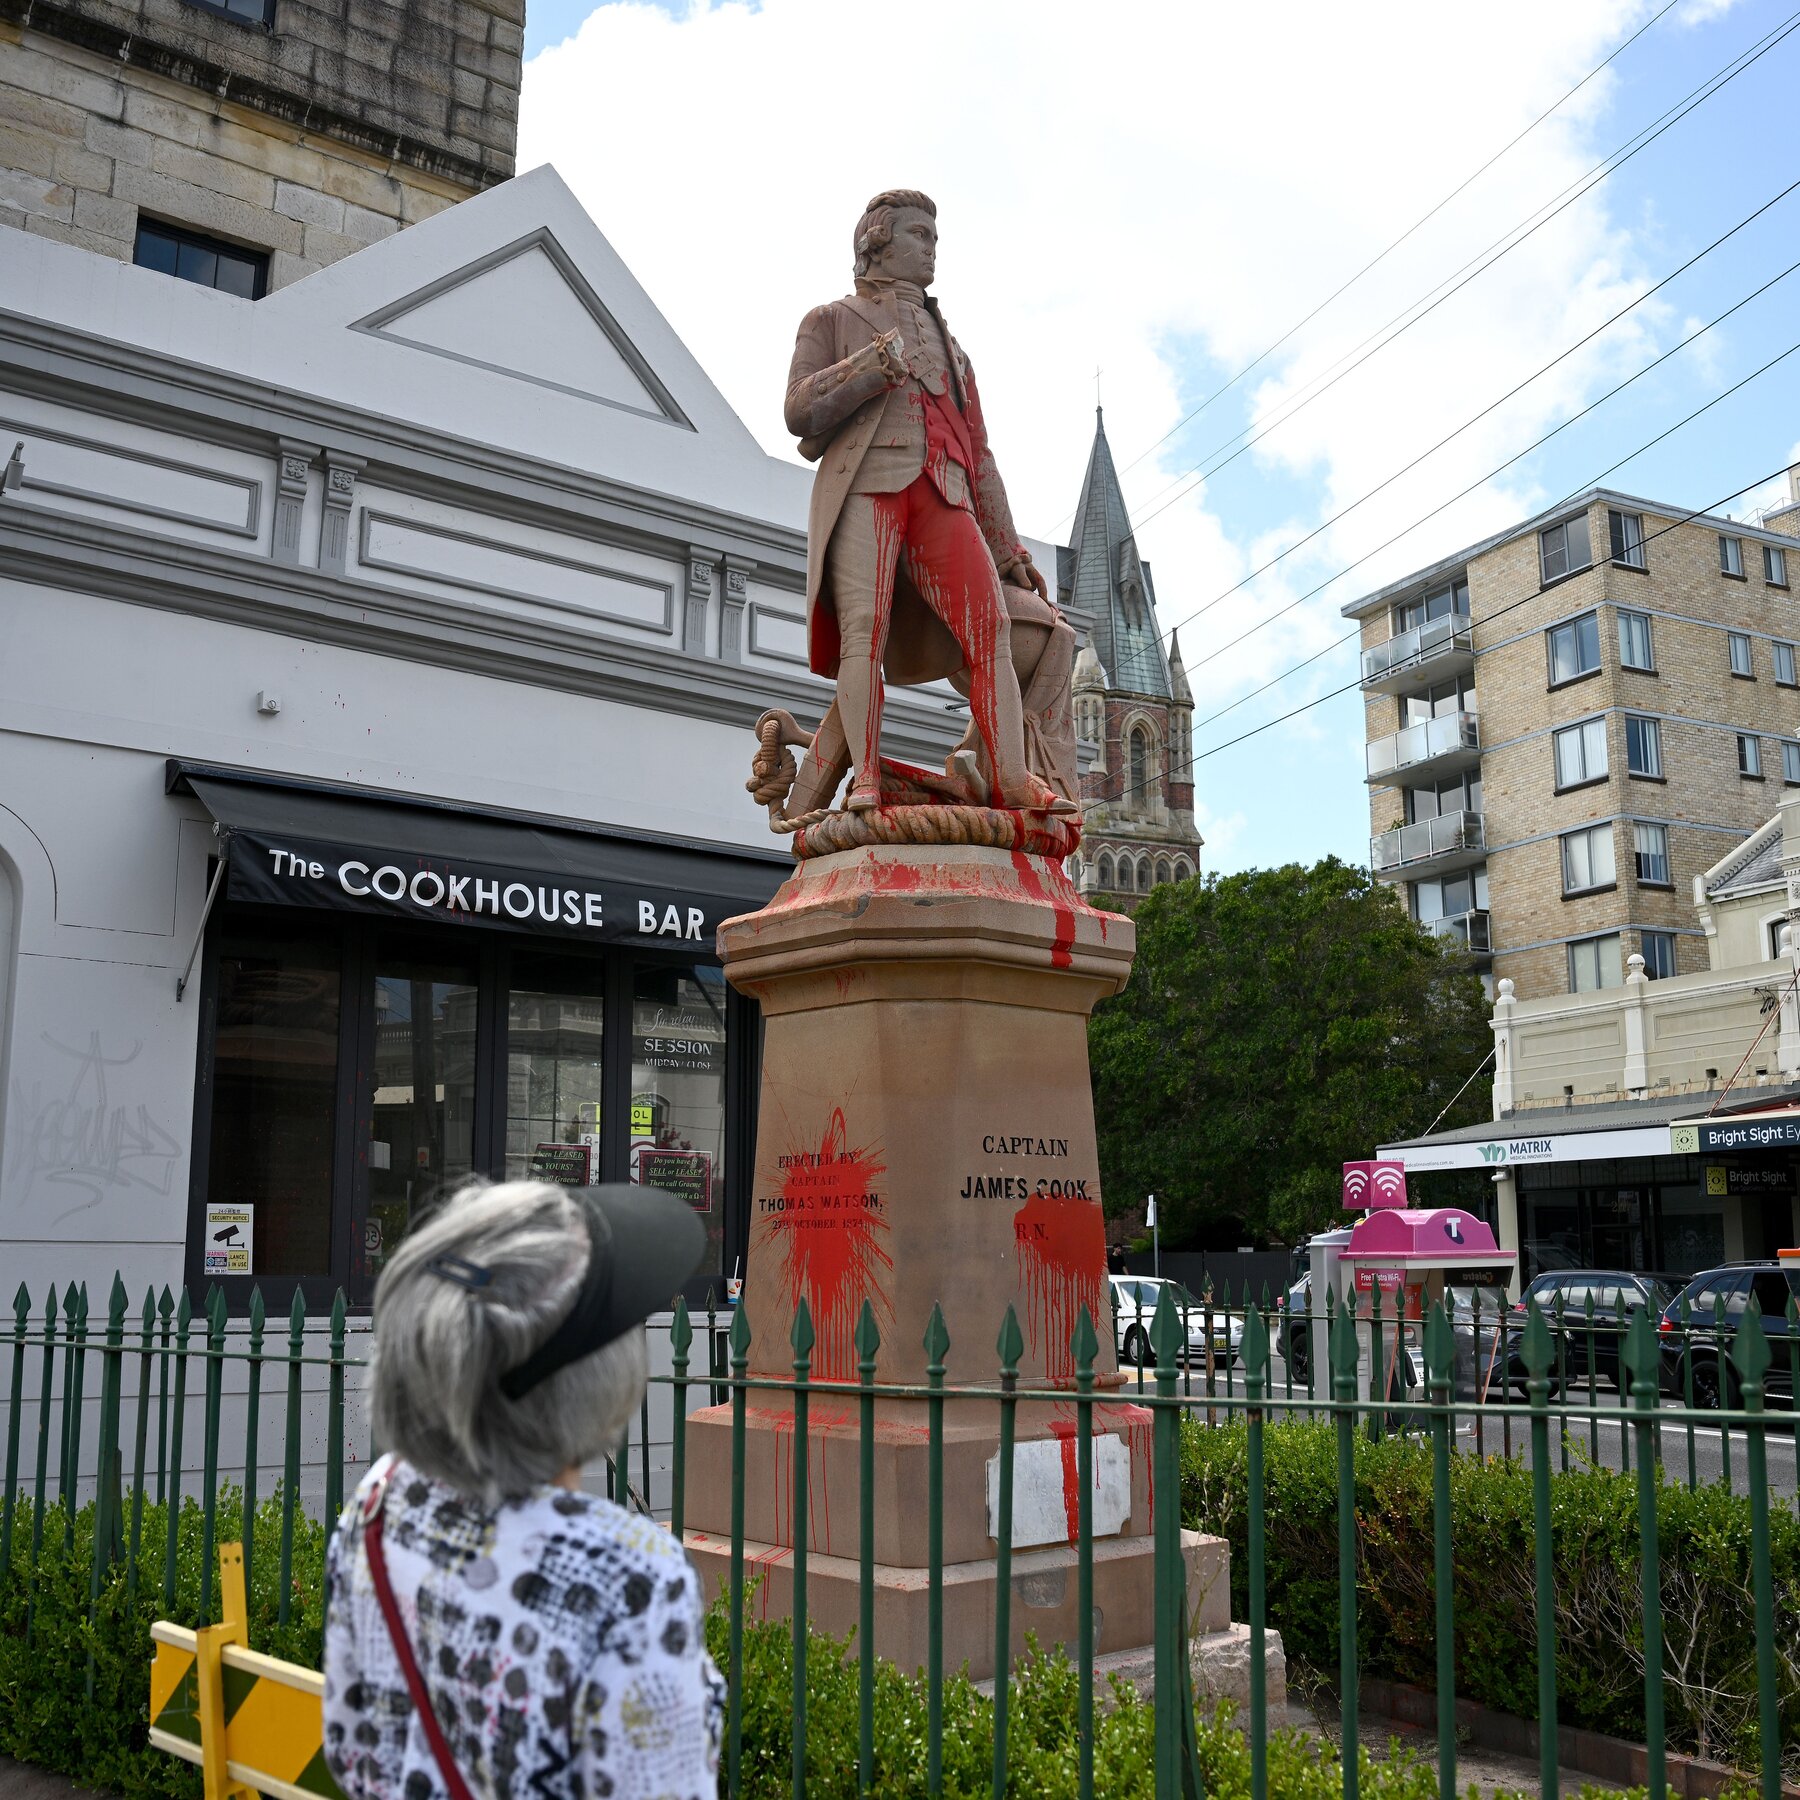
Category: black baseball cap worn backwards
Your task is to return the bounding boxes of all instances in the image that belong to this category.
[454,1184,704,1400]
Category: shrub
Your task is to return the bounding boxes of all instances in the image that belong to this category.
[705,1602,1632,1800]
[1180,1418,1800,1771]
[0,1485,328,1799]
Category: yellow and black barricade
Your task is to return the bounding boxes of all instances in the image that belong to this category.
[148,1543,344,1800]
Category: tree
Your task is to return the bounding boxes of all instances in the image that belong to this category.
[1088,858,1492,1249]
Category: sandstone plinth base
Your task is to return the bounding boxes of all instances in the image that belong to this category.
[685,1527,1228,1684]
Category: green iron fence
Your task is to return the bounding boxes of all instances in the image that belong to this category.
[3,1273,1797,1800]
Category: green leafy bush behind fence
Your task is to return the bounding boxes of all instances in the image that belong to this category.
[1180,1418,1800,1771]
[0,1487,327,1799]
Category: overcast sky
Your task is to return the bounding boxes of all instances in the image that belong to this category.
[517,0,1800,874]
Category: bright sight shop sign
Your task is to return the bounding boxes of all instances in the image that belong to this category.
[227,829,718,944]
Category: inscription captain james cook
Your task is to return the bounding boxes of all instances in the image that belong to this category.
[959,1132,1092,1199]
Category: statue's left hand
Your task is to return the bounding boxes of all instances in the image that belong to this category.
[1016,556,1049,603]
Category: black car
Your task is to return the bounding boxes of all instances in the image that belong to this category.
[1503,1270,1674,1394]
[1659,1264,1800,1408]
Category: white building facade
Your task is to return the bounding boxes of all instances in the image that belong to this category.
[0,165,995,1350]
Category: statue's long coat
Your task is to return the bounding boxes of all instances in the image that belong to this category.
[784,289,1028,686]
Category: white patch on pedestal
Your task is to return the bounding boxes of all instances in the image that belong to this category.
[985,1434,1131,1549]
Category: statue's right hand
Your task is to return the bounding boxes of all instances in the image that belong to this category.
[852,329,906,386]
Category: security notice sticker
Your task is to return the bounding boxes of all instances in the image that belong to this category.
[204,1205,254,1276]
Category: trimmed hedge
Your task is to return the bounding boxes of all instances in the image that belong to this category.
[1180,1418,1800,1774]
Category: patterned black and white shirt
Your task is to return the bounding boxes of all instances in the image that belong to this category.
[324,1459,724,1800]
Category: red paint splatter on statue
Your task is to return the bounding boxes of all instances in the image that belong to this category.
[1012,1192,1107,1383]
[768,1109,892,1384]
[1008,851,1076,969]
[1100,1400,1155,1527]
[1047,1417,1081,1544]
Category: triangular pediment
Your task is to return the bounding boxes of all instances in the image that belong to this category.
[351,228,690,426]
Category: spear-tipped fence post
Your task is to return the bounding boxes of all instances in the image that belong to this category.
[789,1298,813,1800]
[991,1305,1023,1800]
[1243,1301,1271,1800]
[163,1287,192,1611]
[200,1285,226,1622]
[924,1301,949,1800]
[2,1284,28,1583]
[1626,1309,1667,1800]
[669,1299,692,1539]
[1730,1303,1779,1800]
[726,1301,750,1800]
[1522,1302,1559,1800]
[243,1287,265,1599]
[31,1287,58,1573]
[155,1287,173,1507]
[89,1275,128,1626]
[1553,1293,1570,1475]
[1712,1289,1732,1494]
[1151,1284,1184,1800]
[61,1283,88,1550]
[1368,1277,1385,1444]
[1074,1305,1099,1800]
[1788,1292,1800,1476]
[127,1285,155,1600]
[1424,1301,1457,1800]
[325,1290,347,1528]
[855,1300,880,1800]
[1330,1300,1360,1800]
[278,1289,305,1628]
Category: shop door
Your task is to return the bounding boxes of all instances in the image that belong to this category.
[351,947,482,1299]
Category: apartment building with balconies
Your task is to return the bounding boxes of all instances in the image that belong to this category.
[1344,469,1800,999]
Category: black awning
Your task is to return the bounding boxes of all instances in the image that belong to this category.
[169,760,787,948]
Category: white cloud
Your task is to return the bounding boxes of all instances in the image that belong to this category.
[520,0,1719,863]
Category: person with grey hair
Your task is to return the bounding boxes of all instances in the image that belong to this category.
[322,1179,721,1800]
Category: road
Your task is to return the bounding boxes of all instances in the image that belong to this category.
[1132,1352,1800,1493]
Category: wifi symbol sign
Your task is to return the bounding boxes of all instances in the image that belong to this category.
[1342,1160,1409,1211]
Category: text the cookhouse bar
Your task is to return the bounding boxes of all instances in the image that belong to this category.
[176,764,784,1309]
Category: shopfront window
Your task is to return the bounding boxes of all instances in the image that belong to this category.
[202,920,342,1280]
[631,962,729,1295]
[506,952,607,1183]
[356,954,479,1293]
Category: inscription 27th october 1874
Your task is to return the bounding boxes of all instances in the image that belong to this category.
[958,1133,1093,1200]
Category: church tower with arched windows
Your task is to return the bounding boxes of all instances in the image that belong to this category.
[1058,409,1203,910]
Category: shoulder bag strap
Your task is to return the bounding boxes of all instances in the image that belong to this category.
[362,1479,480,1800]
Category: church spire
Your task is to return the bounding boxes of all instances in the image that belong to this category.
[1064,411,1171,699]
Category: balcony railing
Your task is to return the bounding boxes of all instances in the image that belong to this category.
[1361,612,1473,687]
[1422,907,1491,953]
[1366,709,1479,781]
[1370,809,1484,873]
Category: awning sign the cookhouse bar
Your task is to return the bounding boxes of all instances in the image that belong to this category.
[229,830,715,942]
[171,762,787,947]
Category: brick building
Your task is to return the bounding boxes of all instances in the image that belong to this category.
[1344,473,1800,998]
[0,0,519,289]
[1060,409,1202,908]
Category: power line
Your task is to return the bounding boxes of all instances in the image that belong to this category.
[1110,0,1684,486]
[1183,322,1800,753]
[1121,9,1800,540]
[1168,173,1800,663]
[1189,454,1800,767]
[1186,228,1800,691]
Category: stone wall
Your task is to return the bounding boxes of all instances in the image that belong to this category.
[0,0,518,287]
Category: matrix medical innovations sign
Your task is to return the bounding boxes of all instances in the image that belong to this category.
[226,830,721,945]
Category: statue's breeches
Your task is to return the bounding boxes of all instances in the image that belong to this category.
[828,476,1012,783]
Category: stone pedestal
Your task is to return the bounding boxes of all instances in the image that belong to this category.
[683,842,1226,1680]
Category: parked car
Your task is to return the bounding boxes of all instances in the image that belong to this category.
[1502,1270,1674,1393]
[1108,1275,1243,1368]
[1658,1264,1800,1408]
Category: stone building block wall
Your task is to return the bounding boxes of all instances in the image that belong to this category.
[0,17,464,282]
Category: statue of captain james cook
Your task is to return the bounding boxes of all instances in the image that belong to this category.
[783,188,1074,817]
